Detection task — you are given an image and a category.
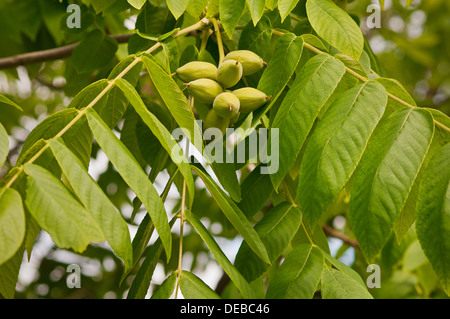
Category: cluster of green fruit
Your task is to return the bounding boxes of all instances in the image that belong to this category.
[174,50,270,134]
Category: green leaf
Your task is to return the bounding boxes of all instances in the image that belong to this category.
[185,209,255,299]
[306,0,364,59]
[206,0,220,17]
[0,246,24,299]
[220,0,246,38]
[86,108,172,258]
[416,143,450,295]
[266,244,323,298]
[141,55,202,151]
[235,202,302,282]
[127,236,165,299]
[151,272,177,299]
[0,95,22,111]
[127,0,146,10]
[192,165,270,264]
[321,266,373,299]
[374,77,417,111]
[72,29,119,73]
[270,54,346,190]
[0,123,8,168]
[135,2,177,36]
[115,78,195,208]
[238,16,273,58]
[323,252,366,287]
[350,108,435,262]
[238,165,274,218]
[180,271,221,299]
[278,0,301,22]
[0,188,25,265]
[186,0,209,18]
[166,0,188,19]
[24,164,105,252]
[298,81,388,227]
[49,138,133,271]
[257,33,304,99]
[246,0,265,26]
[108,56,142,88]
[17,108,93,169]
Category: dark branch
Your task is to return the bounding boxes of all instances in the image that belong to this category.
[322,225,359,248]
[0,33,133,70]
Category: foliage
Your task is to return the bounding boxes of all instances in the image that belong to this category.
[0,0,449,299]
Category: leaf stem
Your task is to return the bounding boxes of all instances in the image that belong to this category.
[211,18,225,65]
[174,124,191,299]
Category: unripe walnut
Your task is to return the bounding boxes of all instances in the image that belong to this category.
[232,87,269,113]
[185,78,223,104]
[224,50,265,76]
[213,92,240,119]
[216,59,243,88]
[175,61,217,82]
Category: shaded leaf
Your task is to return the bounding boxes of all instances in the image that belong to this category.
[72,29,118,73]
[0,95,22,111]
[238,165,274,218]
[235,202,302,282]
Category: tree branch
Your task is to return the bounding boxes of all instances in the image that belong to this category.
[0,33,133,70]
[322,225,359,248]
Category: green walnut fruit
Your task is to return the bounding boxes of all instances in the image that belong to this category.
[216,59,243,88]
[224,50,265,76]
[175,61,217,82]
[185,78,223,104]
[232,87,269,113]
[213,92,240,119]
[204,108,229,135]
